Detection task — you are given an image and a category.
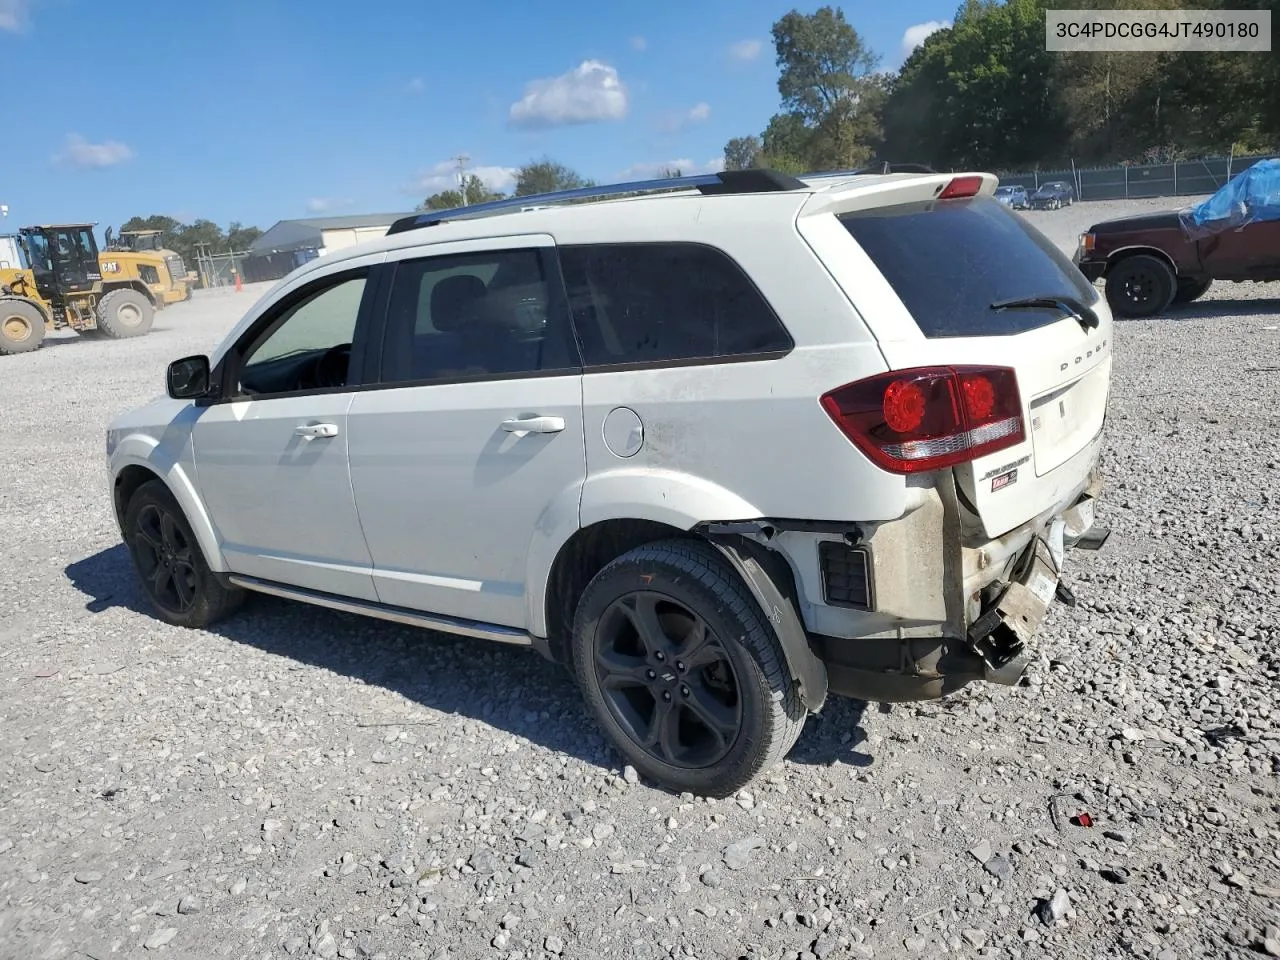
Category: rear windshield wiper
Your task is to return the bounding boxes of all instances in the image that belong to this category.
[990,295,1099,331]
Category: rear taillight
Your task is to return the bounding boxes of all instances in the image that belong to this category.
[820,366,1025,474]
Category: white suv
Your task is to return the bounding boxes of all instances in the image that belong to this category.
[106,169,1112,797]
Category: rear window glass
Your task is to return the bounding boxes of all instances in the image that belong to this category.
[839,196,1097,338]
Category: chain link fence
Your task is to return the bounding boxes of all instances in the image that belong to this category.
[193,250,252,289]
[996,151,1277,202]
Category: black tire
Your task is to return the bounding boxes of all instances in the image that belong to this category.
[0,298,46,355]
[570,538,806,797]
[1174,276,1212,304]
[96,289,155,339]
[123,479,245,628]
[1105,254,1177,318]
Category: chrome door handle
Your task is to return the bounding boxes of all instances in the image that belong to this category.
[295,422,339,438]
[500,416,565,435]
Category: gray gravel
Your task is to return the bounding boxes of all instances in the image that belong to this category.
[2,200,1279,960]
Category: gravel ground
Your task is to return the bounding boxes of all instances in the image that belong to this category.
[2,199,1279,960]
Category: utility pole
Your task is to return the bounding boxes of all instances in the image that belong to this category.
[452,153,470,205]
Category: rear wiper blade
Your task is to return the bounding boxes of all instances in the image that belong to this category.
[990,295,1099,330]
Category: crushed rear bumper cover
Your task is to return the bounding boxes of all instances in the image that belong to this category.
[967,492,1105,684]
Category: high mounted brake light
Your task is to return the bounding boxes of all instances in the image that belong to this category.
[938,176,984,199]
[820,366,1025,474]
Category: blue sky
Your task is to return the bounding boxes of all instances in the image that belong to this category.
[1,0,957,236]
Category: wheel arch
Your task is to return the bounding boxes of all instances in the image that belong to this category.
[1102,245,1179,279]
[110,437,227,573]
[101,280,159,306]
[539,515,828,712]
[0,294,52,326]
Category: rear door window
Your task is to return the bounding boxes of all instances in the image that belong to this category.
[839,196,1098,338]
[558,242,793,367]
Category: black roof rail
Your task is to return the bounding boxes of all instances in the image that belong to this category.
[386,168,809,235]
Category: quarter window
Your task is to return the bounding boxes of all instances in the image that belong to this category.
[557,243,792,367]
[380,248,577,384]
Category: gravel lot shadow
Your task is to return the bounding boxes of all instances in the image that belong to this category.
[1150,296,1280,322]
[66,544,875,780]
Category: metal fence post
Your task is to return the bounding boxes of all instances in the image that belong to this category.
[1124,164,1129,199]
[1173,160,1178,195]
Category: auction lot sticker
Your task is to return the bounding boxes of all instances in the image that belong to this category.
[1045,9,1271,52]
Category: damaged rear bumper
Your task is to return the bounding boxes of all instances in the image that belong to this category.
[968,491,1107,685]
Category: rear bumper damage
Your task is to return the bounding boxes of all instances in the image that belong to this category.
[798,468,1107,704]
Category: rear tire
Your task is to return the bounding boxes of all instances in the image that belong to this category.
[1173,276,1212,304]
[570,538,807,797]
[1105,254,1177,318]
[0,298,46,355]
[96,289,155,339]
[123,479,245,628]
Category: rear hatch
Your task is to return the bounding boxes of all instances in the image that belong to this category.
[802,178,1112,539]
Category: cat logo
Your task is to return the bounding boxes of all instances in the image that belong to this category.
[101,261,121,273]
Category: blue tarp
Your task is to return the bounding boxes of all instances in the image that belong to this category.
[1179,157,1280,239]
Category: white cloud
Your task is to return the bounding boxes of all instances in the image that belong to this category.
[306,197,353,214]
[629,35,646,51]
[406,77,425,94]
[53,133,134,170]
[0,0,31,32]
[406,160,519,196]
[658,101,712,134]
[901,20,951,59]
[508,60,628,129]
[614,158,725,181]
[729,39,763,61]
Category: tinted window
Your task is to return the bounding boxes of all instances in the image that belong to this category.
[239,274,367,393]
[558,243,792,367]
[839,196,1097,339]
[381,249,577,384]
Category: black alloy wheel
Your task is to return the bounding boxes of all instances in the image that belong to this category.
[132,501,198,615]
[593,591,742,769]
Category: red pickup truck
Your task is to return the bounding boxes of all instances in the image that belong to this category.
[1073,159,1280,318]
[1073,209,1280,317]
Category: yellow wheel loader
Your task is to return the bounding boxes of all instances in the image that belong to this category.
[102,227,195,305]
[0,224,157,356]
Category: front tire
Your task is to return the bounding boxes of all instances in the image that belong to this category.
[0,298,46,355]
[570,539,806,797]
[123,479,245,628]
[1105,254,1177,318]
[96,289,155,339]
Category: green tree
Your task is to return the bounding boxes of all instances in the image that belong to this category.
[757,6,886,171]
[226,222,263,252]
[882,0,1067,170]
[515,159,593,197]
[773,6,880,124]
[119,215,182,248]
[723,136,763,171]
[421,174,506,211]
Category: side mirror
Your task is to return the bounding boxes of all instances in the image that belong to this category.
[167,354,212,400]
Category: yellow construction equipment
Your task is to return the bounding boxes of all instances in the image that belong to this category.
[0,224,159,355]
[102,227,195,306]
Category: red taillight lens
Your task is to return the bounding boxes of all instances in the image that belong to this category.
[938,175,984,199]
[820,365,1025,474]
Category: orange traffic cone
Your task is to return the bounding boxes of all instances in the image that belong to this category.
[234,270,243,293]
